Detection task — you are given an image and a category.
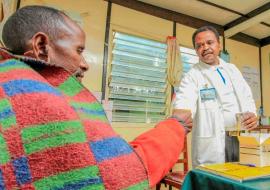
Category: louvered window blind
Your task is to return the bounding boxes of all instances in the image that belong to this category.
[108,32,169,123]
[180,46,198,74]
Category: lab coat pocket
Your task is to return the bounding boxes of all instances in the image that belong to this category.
[195,136,221,164]
[196,100,220,137]
[196,109,216,137]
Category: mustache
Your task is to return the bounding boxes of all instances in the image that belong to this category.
[202,49,213,56]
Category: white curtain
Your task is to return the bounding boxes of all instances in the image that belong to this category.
[0,0,19,47]
[166,36,182,87]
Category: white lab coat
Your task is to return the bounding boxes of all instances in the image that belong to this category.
[174,58,256,168]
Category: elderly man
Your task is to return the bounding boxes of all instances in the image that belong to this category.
[0,5,191,190]
[173,26,257,168]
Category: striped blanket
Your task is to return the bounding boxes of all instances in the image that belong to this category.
[0,49,149,190]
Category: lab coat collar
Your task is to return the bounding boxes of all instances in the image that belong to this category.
[198,58,227,71]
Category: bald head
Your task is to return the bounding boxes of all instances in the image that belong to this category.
[2,5,69,54]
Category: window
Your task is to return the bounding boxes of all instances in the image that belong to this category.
[108,32,170,123]
[179,46,198,74]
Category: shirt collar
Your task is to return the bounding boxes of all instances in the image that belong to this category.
[199,57,227,71]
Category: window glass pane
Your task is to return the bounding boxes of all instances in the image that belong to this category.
[108,32,169,123]
[113,54,167,69]
[110,76,166,89]
[115,32,167,49]
[180,46,199,74]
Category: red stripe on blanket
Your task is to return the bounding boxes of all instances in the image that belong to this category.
[11,93,78,127]
[99,153,147,190]
[1,163,18,189]
[3,128,25,158]
[0,69,46,84]
[19,184,35,190]
[0,87,6,98]
[38,67,70,87]
[72,89,97,103]
[28,143,96,180]
[0,51,13,60]
[83,120,116,141]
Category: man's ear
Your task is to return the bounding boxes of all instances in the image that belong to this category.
[218,41,222,53]
[24,32,50,62]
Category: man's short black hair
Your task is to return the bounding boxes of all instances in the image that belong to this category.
[192,26,220,48]
[2,5,66,54]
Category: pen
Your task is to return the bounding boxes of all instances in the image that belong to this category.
[238,163,256,167]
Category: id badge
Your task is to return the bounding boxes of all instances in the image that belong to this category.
[200,88,216,101]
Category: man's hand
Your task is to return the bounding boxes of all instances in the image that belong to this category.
[242,112,258,130]
[172,109,193,131]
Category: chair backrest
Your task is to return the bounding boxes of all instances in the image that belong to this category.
[155,136,189,190]
[176,136,189,173]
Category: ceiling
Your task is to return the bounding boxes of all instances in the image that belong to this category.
[138,0,270,39]
[112,0,270,46]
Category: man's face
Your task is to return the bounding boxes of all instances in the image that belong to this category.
[194,30,221,65]
[49,17,89,81]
